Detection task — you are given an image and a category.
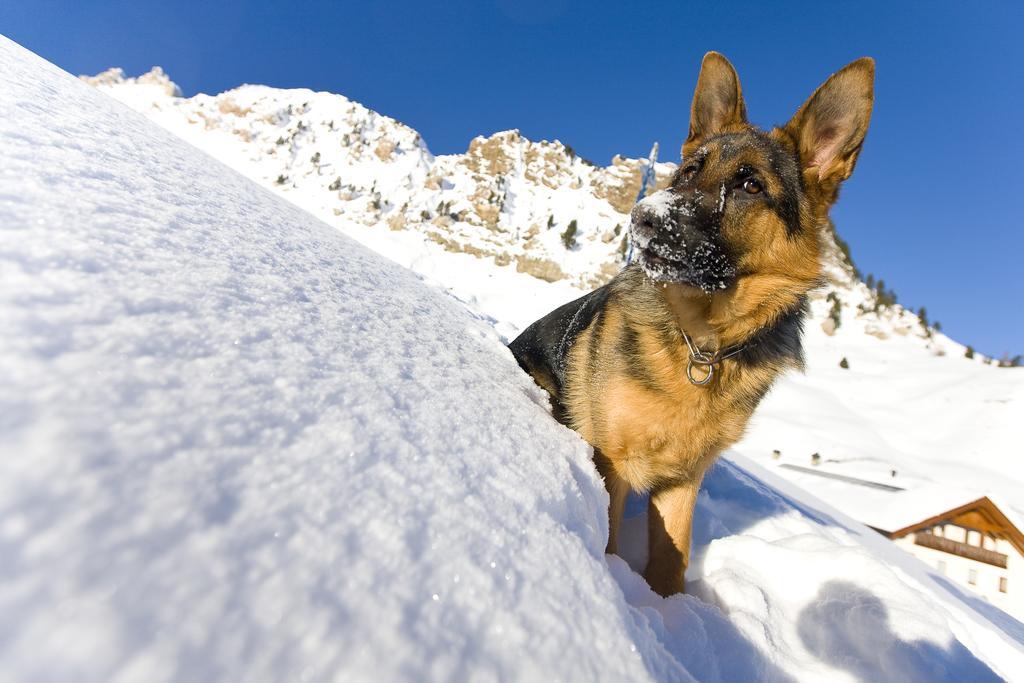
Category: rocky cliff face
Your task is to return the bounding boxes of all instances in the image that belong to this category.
[84,68,957,355]
[82,68,683,288]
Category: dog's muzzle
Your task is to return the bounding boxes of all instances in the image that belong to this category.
[629,190,736,292]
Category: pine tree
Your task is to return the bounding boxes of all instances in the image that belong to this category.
[872,278,897,308]
[965,346,975,359]
[561,220,578,249]
[826,292,842,330]
[876,280,888,307]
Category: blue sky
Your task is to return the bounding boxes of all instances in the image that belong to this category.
[3,1,1021,357]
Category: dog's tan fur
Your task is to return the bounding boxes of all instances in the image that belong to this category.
[511,52,874,596]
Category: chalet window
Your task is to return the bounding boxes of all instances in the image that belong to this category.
[968,568,977,585]
[999,577,1008,593]
[967,530,981,546]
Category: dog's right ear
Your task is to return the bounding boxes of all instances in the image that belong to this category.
[686,52,747,146]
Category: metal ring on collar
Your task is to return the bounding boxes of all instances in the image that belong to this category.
[686,356,715,385]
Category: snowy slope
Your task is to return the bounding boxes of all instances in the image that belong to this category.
[0,40,656,682]
[3,37,1024,682]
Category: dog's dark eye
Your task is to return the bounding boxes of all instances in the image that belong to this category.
[742,178,763,195]
[682,165,699,181]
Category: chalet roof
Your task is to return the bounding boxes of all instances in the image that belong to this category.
[881,496,1024,556]
[763,463,1024,551]
[854,486,983,533]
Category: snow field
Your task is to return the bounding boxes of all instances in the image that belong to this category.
[0,36,667,682]
[2,35,1023,682]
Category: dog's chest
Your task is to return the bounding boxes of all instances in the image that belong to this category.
[593,372,748,490]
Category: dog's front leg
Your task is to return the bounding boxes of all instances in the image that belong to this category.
[644,480,701,596]
[593,448,630,555]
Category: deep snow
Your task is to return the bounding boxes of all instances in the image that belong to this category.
[0,37,658,682]
[2,36,1023,682]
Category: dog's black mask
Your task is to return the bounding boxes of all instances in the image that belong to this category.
[629,187,736,292]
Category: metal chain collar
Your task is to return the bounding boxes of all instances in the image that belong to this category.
[680,329,745,386]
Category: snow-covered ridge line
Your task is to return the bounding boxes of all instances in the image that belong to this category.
[83,66,984,362]
[82,66,677,290]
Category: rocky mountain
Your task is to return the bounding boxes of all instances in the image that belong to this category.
[83,67,966,358]
[83,67,680,287]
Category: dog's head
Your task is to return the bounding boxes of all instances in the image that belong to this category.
[631,52,874,308]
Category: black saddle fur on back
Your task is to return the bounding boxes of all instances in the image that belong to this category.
[508,284,611,407]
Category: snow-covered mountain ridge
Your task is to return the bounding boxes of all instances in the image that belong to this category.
[82,66,681,289]
[84,67,997,362]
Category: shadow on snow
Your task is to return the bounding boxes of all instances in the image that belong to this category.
[797,580,1000,681]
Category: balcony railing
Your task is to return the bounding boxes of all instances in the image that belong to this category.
[915,532,1008,568]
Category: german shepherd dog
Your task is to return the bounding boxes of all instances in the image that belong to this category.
[510,52,874,596]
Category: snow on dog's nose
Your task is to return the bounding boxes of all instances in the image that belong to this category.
[629,189,735,291]
[630,190,681,250]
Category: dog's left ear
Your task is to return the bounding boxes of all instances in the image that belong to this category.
[785,58,875,184]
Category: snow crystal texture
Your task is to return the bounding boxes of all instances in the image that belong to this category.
[0,37,681,682]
